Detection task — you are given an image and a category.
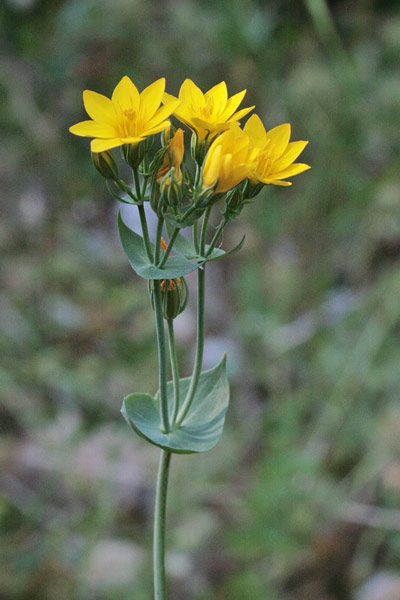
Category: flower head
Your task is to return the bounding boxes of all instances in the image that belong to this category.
[164,79,254,142]
[202,125,254,194]
[156,128,184,185]
[69,76,181,153]
[244,114,310,186]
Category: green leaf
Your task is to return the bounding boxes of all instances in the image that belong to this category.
[121,355,230,454]
[166,223,245,263]
[118,211,198,279]
[206,234,246,262]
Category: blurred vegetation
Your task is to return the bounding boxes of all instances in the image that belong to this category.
[1,0,400,599]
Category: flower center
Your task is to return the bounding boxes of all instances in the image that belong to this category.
[120,105,139,137]
[124,108,136,120]
[202,96,214,119]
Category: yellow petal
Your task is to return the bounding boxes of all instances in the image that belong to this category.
[139,78,165,122]
[220,89,246,119]
[191,116,230,133]
[169,102,196,127]
[221,152,233,181]
[226,105,254,124]
[142,120,172,136]
[145,100,181,129]
[266,179,292,186]
[122,136,147,144]
[203,145,222,188]
[83,90,116,126]
[91,138,124,152]
[205,81,228,110]
[272,163,311,179]
[69,120,119,138]
[274,141,308,171]
[264,123,291,158]
[163,92,178,104]
[179,79,204,110]
[112,76,139,111]
[244,114,267,148]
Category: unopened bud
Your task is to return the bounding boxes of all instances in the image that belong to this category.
[161,125,176,146]
[158,169,182,209]
[190,131,208,164]
[222,187,246,220]
[92,150,119,180]
[243,179,263,200]
[149,276,189,320]
[122,140,146,169]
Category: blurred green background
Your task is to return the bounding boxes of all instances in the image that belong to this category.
[1,0,400,599]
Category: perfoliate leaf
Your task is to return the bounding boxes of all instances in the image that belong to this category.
[164,208,204,229]
[118,211,198,279]
[121,355,230,453]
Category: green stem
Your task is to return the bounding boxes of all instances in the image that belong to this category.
[153,280,170,433]
[199,206,211,255]
[158,227,180,269]
[153,450,171,600]
[167,319,181,425]
[193,221,200,254]
[133,168,142,198]
[140,173,149,200]
[155,217,164,265]
[138,204,154,263]
[175,265,205,426]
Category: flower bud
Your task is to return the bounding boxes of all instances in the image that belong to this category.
[161,125,176,146]
[155,128,185,212]
[190,131,208,164]
[149,276,189,320]
[159,168,183,209]
[92,150,119,180]
[242,179,263,200]
[122,139,146,169]
[157,129,184,185]
[150,191,166,217]
[222,187,245,220]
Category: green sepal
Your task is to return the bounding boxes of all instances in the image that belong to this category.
[118,211,198,279]
[166,223,245,263]
[121,355,230,454]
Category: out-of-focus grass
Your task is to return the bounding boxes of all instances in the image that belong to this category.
[1,1,400,599]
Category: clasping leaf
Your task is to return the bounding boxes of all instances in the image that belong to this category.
[118,211,198,279]
[121,355,230,454]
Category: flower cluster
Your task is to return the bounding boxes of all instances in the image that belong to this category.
[70,76,310,209]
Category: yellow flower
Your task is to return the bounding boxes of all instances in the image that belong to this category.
[69,76,181,153]
[156,128,184,185]
[244,114,310,186]
[163,79,254,141]
[202,126,254,194]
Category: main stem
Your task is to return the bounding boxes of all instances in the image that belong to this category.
[153,449,171,600]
